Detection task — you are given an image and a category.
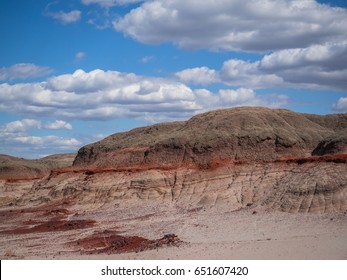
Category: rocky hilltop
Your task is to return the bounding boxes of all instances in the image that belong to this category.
[73,107,347,168]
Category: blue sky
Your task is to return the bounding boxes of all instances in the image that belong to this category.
[0,0,347,158]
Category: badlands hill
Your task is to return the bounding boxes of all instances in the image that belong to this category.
[32,106,346,215]
[73,107,347,168]
[1,107,346,259]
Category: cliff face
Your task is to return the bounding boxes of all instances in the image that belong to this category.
[73,107,347,168]
[25,157,346,214]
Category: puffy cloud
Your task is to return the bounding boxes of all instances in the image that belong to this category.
[176,67,219,85]
[1,119,73,135]
[178,41,347,90]
[11,136,81,147]
[220,59,284,89]
[0,63,53,81]
[0,134,82,158]
[175,60,287,89]
[82,0,143,8]
[333,97,347,112]
[0,69,289,123]
[114,0,347,52]
[218,88,289,108]
[259,41,347,89]
[46,10,81,24]
[220,88,256,104]
[0,119,80,158]
[2,119,41,134]
[43,120,73,130]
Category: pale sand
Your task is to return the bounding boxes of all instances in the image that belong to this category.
[1,205,346,260]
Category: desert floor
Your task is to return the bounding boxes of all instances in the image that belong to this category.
[1,199,346,260]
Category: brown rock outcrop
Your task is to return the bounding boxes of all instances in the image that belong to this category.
[312,133,347,155]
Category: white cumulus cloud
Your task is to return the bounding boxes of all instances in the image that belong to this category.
[1,119,73,135]
[177,41,347,91]
[2,119,41,134]
[333,97,347,112]
[43,120,73,130]
[0,69,289,123]
[114,0,347,52]
[0,119,80,158]
[176,67,219,85]
[5,135,82,151]
[258,41,347,89]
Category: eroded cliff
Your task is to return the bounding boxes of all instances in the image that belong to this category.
[4,107,347,214]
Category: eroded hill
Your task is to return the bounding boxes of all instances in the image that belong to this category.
[73,107,347,168]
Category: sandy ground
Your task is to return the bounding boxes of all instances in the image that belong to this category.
[1,201,346,260]
[88,209,347,260]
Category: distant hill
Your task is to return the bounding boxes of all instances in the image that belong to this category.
[39,153,77,169]
[0,153,76,181]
